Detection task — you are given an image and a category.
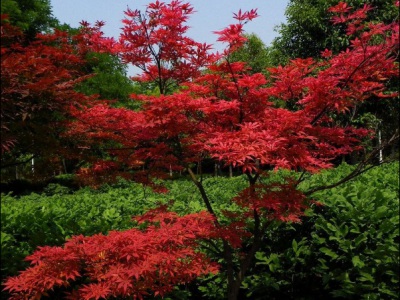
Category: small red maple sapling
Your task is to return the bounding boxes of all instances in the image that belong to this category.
[3,2,399,300]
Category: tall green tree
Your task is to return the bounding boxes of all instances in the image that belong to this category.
[76,52,138,109]
[229,33,271,74]
[0,0,58,40]
[272,0,398,61]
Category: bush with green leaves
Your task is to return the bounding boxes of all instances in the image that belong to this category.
[1,163,398,299]
[244,162,399,299]
[1,181,162,282]
[309,163,399,299]
[0,175,248,283]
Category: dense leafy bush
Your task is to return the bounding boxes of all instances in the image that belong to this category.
[309,163,399,299]
[1,181,160,282]
[1,163,398,299]
[244,162,399,299]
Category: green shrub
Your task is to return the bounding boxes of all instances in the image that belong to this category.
[245,162,399,299]
[0,181,166,282]
[1,163,398,299]
[309,163,399,299]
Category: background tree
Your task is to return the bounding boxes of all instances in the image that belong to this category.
[75,52,138,109]
[272,0,398,61]
[0,19,112,181]
[229,33,271,74]
[0,0,58,40]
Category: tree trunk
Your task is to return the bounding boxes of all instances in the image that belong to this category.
[197,160,202,175]
[62,159,67,174]
[378,130,383,163]
[227,282,241,300]
[214,163,219,177]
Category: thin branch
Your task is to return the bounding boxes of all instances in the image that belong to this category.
[187,167,217,218]
[0,154,37,169]
[310,45,386,126]
[225,58,245,124]
[295,169,308,187]
[305,130,399,196]
[198,239,223,256]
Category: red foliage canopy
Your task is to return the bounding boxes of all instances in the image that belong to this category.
[118,0,214,94]
[0,16,112,169]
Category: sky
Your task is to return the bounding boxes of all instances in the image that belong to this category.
[50,1,289,75]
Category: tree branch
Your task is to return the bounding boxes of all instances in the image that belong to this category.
[0,154,37,169]
[305,130,399,196]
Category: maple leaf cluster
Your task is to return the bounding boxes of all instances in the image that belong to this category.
[119,0,214,94]
[214,9,258,54]
[0,15,114,167]
[3,209,219,300]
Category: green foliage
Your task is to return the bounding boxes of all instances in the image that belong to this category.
[0,181,162,281]
[0,0,58,39]
[76,52,139,109]
[308,163,399,299]
[0,175,246,282]
[198,273,227,299]
[162,176,248,218]
[272,0,398,61]
[1,163,398,299]
[230,33,271,74]
[244,162,399,299]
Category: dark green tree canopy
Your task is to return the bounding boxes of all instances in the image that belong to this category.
[76,52,137,109]
[1,0,58,40]
[272,0,398,62]
[229,33,271,74]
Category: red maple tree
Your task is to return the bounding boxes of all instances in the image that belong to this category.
[0,16,114,177]
[3,2,399,299]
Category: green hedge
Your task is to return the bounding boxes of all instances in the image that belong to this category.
[244,162,399,299]
[0,175,247,282]
[1,163,399,299]
[1,181,163,281]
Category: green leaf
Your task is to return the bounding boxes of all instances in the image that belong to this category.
[320,247,338,260]
[359,272,375,283]
[354,234,368,247]
[1,231,13,245]
[54,221,65,235]
[351,255,365,268]
[375,206,388,218]
[292,239,298,252]
[326,222,338,233]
